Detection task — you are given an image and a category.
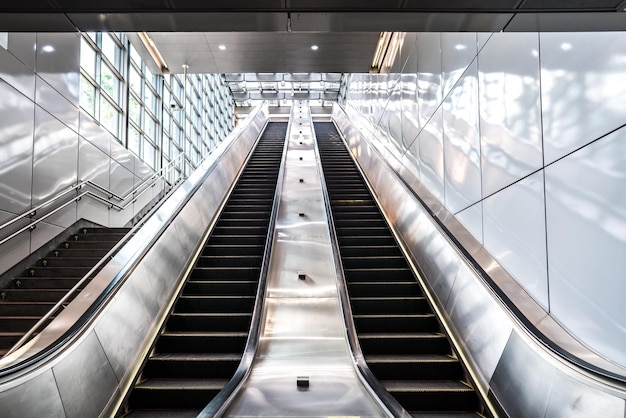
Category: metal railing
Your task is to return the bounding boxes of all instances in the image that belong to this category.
[0,153,190,248]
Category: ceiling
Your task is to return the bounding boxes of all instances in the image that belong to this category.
[1,1,626,75]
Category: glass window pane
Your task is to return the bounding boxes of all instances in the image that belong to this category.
[100,96,119,137]
[100,63,119,102]
[128,125,141,156]
[80,75,96,115]
[129,95,141,124]
[80,38,96,79]
[101,33,121,70]
[129,43,142,65]
[144,85,156,114]
[129,65,142,94]
[144,116,156,140]
[144,140,157,169]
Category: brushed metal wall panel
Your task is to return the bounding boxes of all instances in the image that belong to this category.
[79,137,110,190]
[478,32,543,197]
[455,202,483,244]
[53,332,119,418]
[418,107,444,203]
[0,83,33,215]
[79,112,111,156]
[443,61,481,214]
[31,220,70,253]
[7,33,36,71]
[78,198,108,226]
[400,73,419,150]
[0,46,35,101]
[0,369,65,418]
[483,171,549,310]
[540,31,626,164]
[35,32,80,106]
[134,157,153,181]
[0,215,31,276]
[545,127,626,367]
[109,160,134,197]
[416,32,442,129]
[35,75,79,133]
[32,107,78,208]
[441,32,478,98]
[110,138,134,172]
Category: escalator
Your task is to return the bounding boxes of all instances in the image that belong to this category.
[315,122,484,417]
[122,122,287,417]
[0,226,131,356]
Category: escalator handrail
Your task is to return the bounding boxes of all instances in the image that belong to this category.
[311,121,410,418]
[197,117,291,417]
[0,104,267,377]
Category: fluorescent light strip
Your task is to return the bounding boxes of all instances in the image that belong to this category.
[138,32,170,74]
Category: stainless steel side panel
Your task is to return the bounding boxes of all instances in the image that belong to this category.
[0,105,271,418]
[332,104,626,417]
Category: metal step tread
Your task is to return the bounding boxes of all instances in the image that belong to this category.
[123,410,200,418]
[161,331,248,338]
[135,378,228,390]
[354,313,435,319]
[365,354,458,364]
[150,353,241,361]
[381,379,475,393]
[359,332,446,339]
[169,312,251,318]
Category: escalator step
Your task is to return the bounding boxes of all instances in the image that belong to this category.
[167,313,252,332]
[130,378,227,408]
[359,333,450,355]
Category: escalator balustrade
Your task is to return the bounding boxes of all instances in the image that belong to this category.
[121,122,287,417]
[315,122,483,417]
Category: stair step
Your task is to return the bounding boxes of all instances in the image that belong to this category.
[0,302,56,316]
[0,289,77,302]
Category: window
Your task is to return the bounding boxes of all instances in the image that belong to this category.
[80,32,236,186]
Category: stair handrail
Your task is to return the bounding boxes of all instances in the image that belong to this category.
[0,153,189,248]
[0,151,188,237]
[2,146,217,357]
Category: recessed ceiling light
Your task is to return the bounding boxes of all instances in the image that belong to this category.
[218,44,226,50]
[311,45,319,51]
[42,45,55,53]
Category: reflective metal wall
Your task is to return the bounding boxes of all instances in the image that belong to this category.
[344,31,626,369]
[0,33,159,276]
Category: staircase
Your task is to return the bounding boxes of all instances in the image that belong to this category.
[0,227,131,356]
